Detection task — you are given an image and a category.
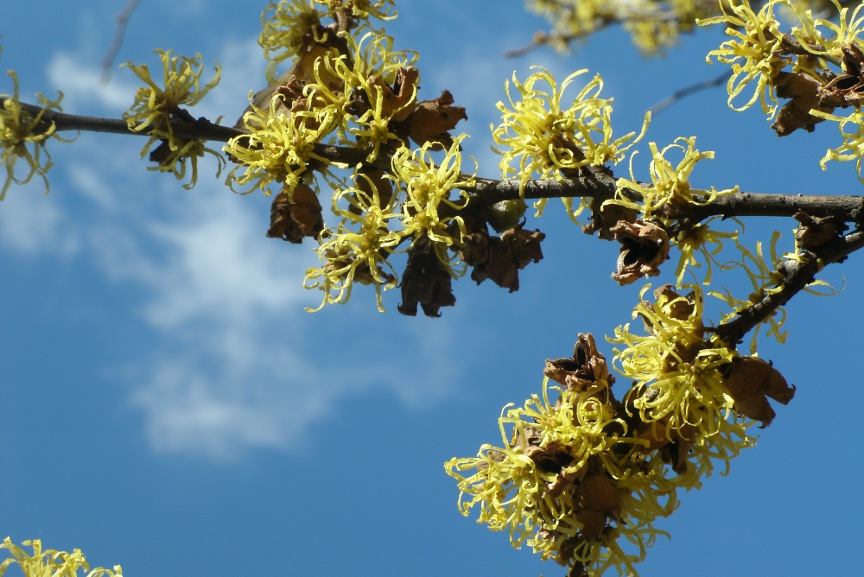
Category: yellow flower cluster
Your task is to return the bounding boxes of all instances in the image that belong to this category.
[227,92,343,195]
[492,67,648,219]
[607,136,743,287]
[445,378,665,576]
[123,49,223,188]
[259,0,397,83]
[0,71,66,199]
[260,0,329,82]
[324,31,419,161]
[525,0,721,55]
[304,137,471,311]
[701,0,864,180]
[229,11,418,196]
[0,538,122,577]
[389,135,473,259]
[232,2,475,312]
[611,285,740,441]
[700,0,788,113]
[447,311,758,576]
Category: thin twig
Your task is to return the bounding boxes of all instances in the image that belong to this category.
[101,0,142,83]
[648,69,731,115]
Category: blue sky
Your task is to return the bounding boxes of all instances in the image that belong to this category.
[1,1,863,576]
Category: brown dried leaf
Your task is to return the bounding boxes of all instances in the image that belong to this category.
[368,66,419,122]
[577,474,618,513]
[266,184,324,244]
[544,333,611,391]
[463,225,545,292]
[772,71,834,136]
[722,356,795,427]
[406,89,467,149]
[575,510,607,543]
[398,236,456,317]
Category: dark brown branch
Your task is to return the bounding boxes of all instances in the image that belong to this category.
[712,228,864,345]
[7,99,243,142]
[667,192,864,223]
[10,99,864,226]
[467,168,618,203]
[465,174,864,224]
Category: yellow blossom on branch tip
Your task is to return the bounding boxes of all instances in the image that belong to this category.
[123,49,221,135]
[0,71,67,199]
[0,537,123,577]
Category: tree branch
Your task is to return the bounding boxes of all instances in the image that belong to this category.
[9,99,864,226]
[712,227,864,345]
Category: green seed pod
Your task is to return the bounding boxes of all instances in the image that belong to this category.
[488,199,528,233]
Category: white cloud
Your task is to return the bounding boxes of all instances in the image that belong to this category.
[47,53,137,113]
[30,38,469,460]
[0,184,80,257]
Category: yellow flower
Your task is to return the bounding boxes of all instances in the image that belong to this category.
[313,0,397,21]
[446,327,762,576]
[259,0,329,82]
[611,136,738,219]
[446,375,680,576]
[709,233,789,353]
[699,0,788,114]
[492,66,647,219]
[122,49,222,188]
[812,108,864,182]
[123,49,221,135]
[0,71,66,199]
[673,217,741,286]
[0,537,122,577]
[789,0,864,62]
[304,175,402,311]
[225,91,342,195]
[610,284,738,440]
[388,136,474,272]
[445,378,625,547]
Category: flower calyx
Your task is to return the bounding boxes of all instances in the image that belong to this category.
[793,211,849,250]
[544,333,613,393]
[609,220,671,286]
